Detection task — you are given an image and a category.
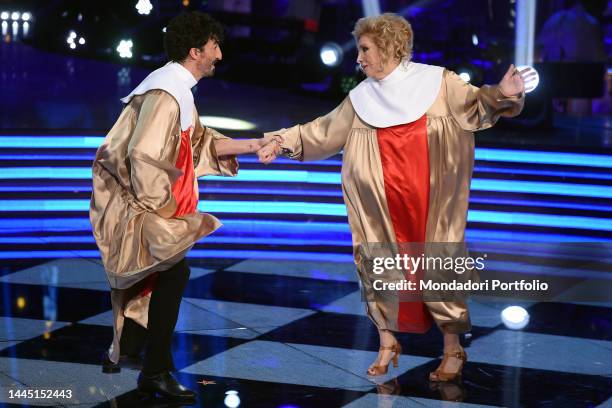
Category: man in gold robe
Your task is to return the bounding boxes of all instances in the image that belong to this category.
[90,12,277,399]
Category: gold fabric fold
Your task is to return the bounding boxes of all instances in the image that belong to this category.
[444,70,525,132]
[421,69,524,333]
[91,90,227,284]
[90,89,238,362]
[267,68,524,335]
[192,117,239,177]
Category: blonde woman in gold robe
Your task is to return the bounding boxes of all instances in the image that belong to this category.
[261,13,534,381]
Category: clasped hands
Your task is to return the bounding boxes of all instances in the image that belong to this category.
[255,134,283,164]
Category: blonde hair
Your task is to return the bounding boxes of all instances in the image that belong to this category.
[352,13,413,64]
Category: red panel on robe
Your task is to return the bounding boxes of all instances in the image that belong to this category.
[172,128,199,217]
[139,128,198,297]
[377,114,433,333]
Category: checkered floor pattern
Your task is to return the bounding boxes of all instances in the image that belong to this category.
[0,257,610,407]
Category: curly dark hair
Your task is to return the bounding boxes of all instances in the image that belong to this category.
[164,12,225,63]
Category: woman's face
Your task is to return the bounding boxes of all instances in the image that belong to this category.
[356,35,382,79]
[356,34,398,80]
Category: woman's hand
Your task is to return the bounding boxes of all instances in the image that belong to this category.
[498,64,537,97]
[257,134,282,150]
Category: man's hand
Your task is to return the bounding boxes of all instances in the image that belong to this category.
[257,135,282,164]
[499,64,537,97]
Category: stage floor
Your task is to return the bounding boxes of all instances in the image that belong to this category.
[0,43,611,407]
[0,257,611,407]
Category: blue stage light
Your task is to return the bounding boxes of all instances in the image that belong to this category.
[0,199,348,215]
[0,249,355,262]
[473,165,612,181]
[468,210,612,231]
[469,196,612,213]
[0,200,611,231]
[475,148,612,168]
[470,179,612,199]
[0,167,345,184]
[0,136,103,148]
[0,217,608,243]
[2,168,611,199]
[0,235,351,246]
[465,229,612,242]
[1,137,610,169]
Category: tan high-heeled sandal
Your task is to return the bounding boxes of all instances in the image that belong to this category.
[429,348,467,382]
[367,342,402,376]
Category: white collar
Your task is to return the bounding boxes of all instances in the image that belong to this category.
[121,62,198,131]
[349,61,444,128]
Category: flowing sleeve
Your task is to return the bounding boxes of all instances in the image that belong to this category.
[264,96,355,161]
[445,69,525,132]
[127,90,181,219]
[192,118,239,178]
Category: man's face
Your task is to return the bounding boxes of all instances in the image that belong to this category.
[195,38,222,77]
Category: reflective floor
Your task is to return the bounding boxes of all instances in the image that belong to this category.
[0,258,611,407]
[0,43,611,407]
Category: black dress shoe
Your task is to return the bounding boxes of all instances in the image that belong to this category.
[137,371,196,400]
[101,352,121,374]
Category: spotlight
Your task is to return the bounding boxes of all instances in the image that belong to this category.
[21,12,31,21]
[224,390,240,408]
[66,30,80,49]
[135,0,153,15]
[472,34,478,46]
[0,12,9,20]
[78,37,85,45]
[1,21,7,36]
[10,12,19,21]
[459,72,471,83]
[16,296,26,309]
[200,116,256,131]
[516,65,539,93]
[117,39,133,58]
[320,42,343,68]
[501,306,529,330]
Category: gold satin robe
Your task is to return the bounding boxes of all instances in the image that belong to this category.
[89,90,238,362]
[266,70,524,334]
